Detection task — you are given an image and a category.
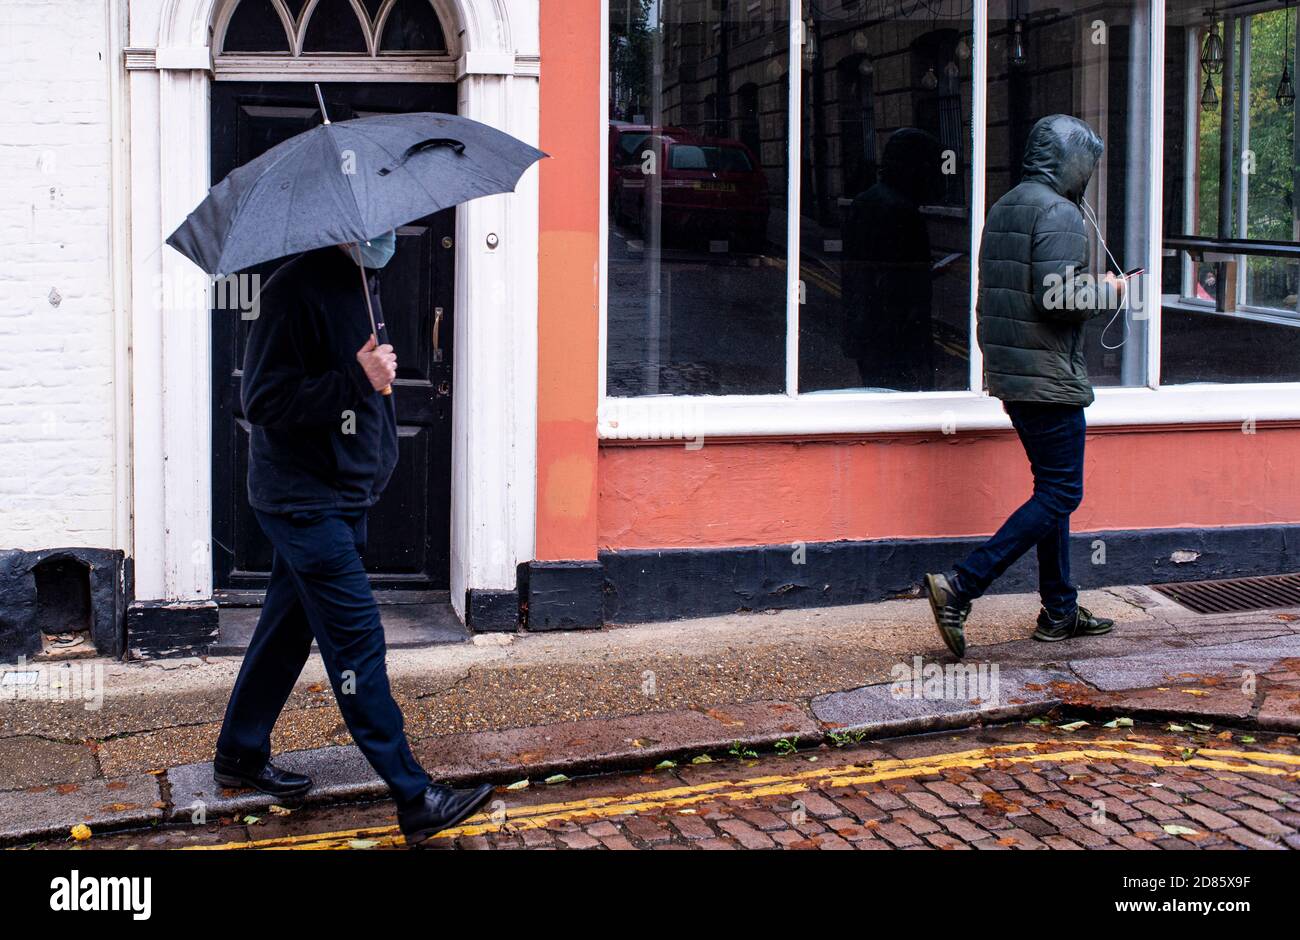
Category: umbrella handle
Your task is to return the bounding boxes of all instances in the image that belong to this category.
[354,246,394,397]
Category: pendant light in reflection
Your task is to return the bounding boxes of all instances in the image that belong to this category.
[1278,3,1296,105]
[1201,4,1225,75]
[1010,19,1028,68]
[1201,74,1219,111]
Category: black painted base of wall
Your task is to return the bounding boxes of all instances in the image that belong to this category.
[126,601,220,659]
[600,525,1300,624]
[465,588,520,633]
[0,548,128,663]
[523,561,604,631]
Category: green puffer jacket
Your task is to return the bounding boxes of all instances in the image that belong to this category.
[977,114,1113,406]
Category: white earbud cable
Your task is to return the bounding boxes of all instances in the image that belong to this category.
[1081,197,1130,350]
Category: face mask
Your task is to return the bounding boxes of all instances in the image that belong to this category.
[348,230,397,269]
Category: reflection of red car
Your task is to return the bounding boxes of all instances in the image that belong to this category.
[611,132,769,250]
[608,123,686,206]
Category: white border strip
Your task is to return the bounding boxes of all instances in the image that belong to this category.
[597,0,609,400]
[599,382,1300,439]
[786,5,802,396]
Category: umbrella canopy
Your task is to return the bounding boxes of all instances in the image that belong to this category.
[167,111,546,277]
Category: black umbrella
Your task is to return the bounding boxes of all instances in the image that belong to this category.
[167,93,546,278]
[167,87,546,394]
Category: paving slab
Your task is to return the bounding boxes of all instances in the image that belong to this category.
[1067,635,1300,691]
[0,775,162,845]
[165,744,384,822]
[1259,689,1300,732]
[809,666,1072,735]
[0,735,98,790]
[414,699,820,784]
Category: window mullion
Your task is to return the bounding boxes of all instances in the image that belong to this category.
[786,2,802,398]
[1148,0,1166,389]
[968,0,988,395]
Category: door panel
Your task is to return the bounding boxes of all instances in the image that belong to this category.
[211,81,456,590]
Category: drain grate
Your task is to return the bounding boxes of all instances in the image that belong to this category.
[1151,573,1300,614]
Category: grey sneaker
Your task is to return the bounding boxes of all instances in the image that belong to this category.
[1032,605,1114,642]
[924,572,971,658]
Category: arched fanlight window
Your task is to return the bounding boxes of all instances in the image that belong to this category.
[217,0,448,57]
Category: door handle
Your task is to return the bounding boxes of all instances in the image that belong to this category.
[432,306,444,362]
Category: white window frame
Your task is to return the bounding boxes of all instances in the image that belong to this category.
[598,0,1300,441]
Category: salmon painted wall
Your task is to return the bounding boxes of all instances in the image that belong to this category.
[598,425,1300,550]
[536,0,601,561]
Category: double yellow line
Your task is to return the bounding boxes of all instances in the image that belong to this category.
[188,739,1300,850]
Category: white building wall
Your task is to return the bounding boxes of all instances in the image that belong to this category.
[0,1,121,551]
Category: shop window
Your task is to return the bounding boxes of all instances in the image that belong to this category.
[985,0,1154,390]
[1161,0,1300,384]
[604,1,1300,428]
[606,0,790,396]
[800,6,975,394]
[605,1,1156,402]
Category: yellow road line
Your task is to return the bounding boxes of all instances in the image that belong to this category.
[187,737,1300,851]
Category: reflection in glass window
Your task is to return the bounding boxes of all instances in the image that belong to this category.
[1162,0,1300,384]
[984,0,1152,390]
[799,3,975,393]
[607,1,790,397]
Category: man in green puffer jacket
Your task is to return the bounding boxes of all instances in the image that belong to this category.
[924,114,1128,658]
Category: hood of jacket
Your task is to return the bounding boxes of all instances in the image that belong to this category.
[1020,114,1103,203]
[879,127,946,205]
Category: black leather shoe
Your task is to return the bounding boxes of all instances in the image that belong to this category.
[1033,605,1114,642]
[213,757,313,799]
[397,783,495,847]
[924,572,971,659]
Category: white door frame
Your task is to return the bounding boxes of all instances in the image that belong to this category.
[125,0,540,620]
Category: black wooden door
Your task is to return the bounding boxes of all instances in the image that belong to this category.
[210,82,456,591]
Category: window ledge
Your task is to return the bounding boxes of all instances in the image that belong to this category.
[598,383,1300,441]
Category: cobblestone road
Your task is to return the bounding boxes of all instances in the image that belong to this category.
[35,720,1300,851]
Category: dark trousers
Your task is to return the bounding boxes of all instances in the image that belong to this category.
[953,402,1085,617]
[215,508,430,804]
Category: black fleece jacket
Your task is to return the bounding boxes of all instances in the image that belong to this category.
[241,247,398,514]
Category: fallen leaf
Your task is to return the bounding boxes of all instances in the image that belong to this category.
[653,761,676,771]
[506,779,530,791]
[349,839,379,849]
[1058,720,1089,732]
[268,804,293,816]
[1162,824,1200,836]
[70,824,91,842]
[1102,717,1134,729]
[544,774,570,785]
[691,754,713,764]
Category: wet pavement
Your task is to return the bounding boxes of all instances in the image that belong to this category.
[23,719,1299,851]
[5,585,1300,846]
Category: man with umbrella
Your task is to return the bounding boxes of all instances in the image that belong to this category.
[168,97,544,845]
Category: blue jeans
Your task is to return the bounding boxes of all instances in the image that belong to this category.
[215,509,431,803]
[953,402,1085,618]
